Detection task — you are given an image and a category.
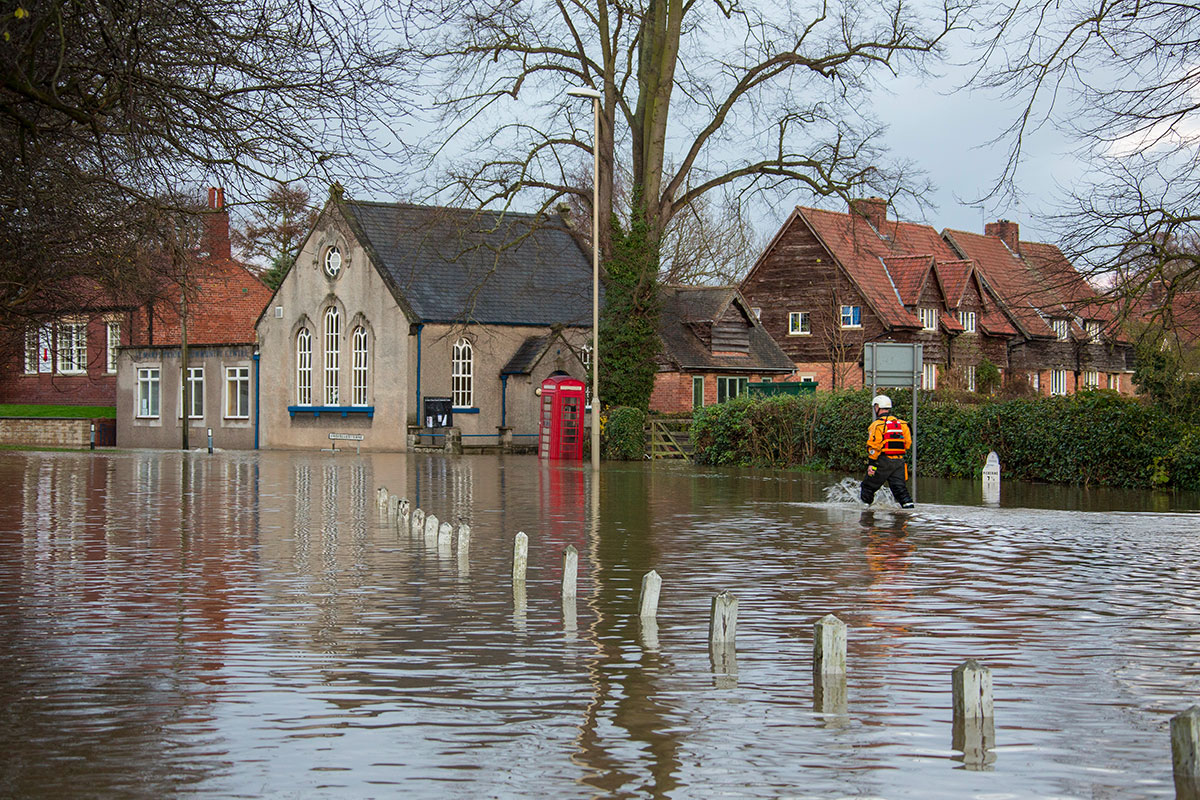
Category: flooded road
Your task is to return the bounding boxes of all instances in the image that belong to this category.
[1,450,1199,798]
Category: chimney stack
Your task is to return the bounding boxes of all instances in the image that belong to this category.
[985,219,1020,254]
[203,186,232,261]
[850,197,887,231]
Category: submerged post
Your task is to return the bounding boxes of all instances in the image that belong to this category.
[562,545,578,599]
[1173,706,1200,798]
[813,614,847,675]
[438,521,453,556]
[376,487,389,509]
[982,451,1001,505]
[457,523,471,569]
[639,570,662,620]
[952,659,996,769]
[411,508,425,537]
[513,531,529,584]
[709,591,738,648]
[424,514,439,542]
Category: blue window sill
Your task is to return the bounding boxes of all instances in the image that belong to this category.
[288,405,374,418]
[451,407,480,414]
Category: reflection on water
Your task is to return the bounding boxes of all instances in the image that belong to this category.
[1,452,1199,798]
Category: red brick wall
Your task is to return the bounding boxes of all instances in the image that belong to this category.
[0,314,128,406]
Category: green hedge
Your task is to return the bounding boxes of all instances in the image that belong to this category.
[691,389,1200,490]
[603,406,648,461]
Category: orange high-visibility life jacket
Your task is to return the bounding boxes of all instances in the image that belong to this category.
[881,418,908,456]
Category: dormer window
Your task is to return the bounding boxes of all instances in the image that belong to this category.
[918,307,937,332]
[958,310,977,334]
[1052,318,1070,341]
[1085,320,1101,342]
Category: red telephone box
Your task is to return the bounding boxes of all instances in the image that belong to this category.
[539,375,587,460]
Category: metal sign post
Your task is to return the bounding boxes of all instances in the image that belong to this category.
[863,342,923,503]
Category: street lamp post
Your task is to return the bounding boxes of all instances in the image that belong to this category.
[567,86,602,470]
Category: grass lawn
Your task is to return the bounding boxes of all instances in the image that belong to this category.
[0,404,116,418]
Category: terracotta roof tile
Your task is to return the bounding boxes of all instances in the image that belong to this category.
[942,229,1059,338]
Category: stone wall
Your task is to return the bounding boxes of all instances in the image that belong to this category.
[0,417,93,448]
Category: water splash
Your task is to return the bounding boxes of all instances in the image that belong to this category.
[823,476,900,508]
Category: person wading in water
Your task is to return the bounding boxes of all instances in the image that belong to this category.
[860,394,915,508]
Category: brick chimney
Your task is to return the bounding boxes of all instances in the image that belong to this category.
[985,219,1019,254]
[204,186,232,261]
[850,196,887,230]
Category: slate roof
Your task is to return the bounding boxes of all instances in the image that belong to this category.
[658,286,794,373]
[341,200,595,327]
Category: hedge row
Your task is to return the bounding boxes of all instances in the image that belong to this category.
[688,389,1200,490]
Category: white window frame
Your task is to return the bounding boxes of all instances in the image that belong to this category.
[452,337,474,408]
[1108,373,1120,391]
[1052,318,1070,341]
[921,362,938,390]
[57,320,87,374]
[324,307,340,405]
[225,366,251,419]
[1050,368,1068,396]
[789,311,811,335]
[137,367,161,418]
[180,366,204,420]
[918,307,938,332]
[296,328,313,405]
[23,328,37,374]
[351,326,369,406]
[964,364,977,392]
[1085,320,1102,342]
[840,305,862,328]
[1082,369,1099,390]
[106,319,121,374]
[959,310,977,334]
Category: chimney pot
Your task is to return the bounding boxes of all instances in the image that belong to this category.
[850,196,887,231]
[985,219,1020,254]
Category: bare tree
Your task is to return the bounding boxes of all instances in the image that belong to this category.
[233,183,321,289]
[973,0,1200,318]
[407,0,963,260]
[0,0,410,331]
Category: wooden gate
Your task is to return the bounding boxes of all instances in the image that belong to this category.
[647,417,693,460]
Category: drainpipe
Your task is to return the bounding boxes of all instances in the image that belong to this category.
[253,350,260,450]
[415,323,424,422]
[501,374,508,427]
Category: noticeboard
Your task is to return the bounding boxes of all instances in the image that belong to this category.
[423,397,453,428]
[863,342,923,389]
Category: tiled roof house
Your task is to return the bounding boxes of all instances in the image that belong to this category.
[649,286,795,412]
[740,198,1017,391]
[740,198,1132,394]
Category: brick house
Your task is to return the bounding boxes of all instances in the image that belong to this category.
[255,192,595,451]
[740,199,1018,391]
[943,221,1133,394]
[649,286,794,413]
[740,198,1133,394]
[115,189,274,449]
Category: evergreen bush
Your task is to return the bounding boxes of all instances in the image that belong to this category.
[603,406,648,461]
[691,389,1200,490]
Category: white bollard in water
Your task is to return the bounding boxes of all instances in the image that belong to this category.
[813,614,847,675]
[388,494,400,517]
[709,591,738,647]
[513,531,529,584]
[411,508,425,537]
[376,486,389,509]
[562,545,578,599]
[424,514,439,541]
[639,570,662,619]
[982,451,1001,505]
[953,659,994,721]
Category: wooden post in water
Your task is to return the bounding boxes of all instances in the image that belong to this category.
[1172,706,1200,799]
[411,508,425,537]
[424,514,439,541]
[709,591,738,647]
[562,545,578,600]
[952,659,996,769]
[513,532,529,584]
[813,614,847,675]
[639,570,662,620]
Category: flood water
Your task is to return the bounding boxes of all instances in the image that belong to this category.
[2,450,1200,799]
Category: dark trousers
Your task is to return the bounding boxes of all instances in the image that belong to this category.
[860,456,913,505]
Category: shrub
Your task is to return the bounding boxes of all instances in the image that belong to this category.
[603,406,647,461]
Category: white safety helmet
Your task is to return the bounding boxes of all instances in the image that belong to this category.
[872,394,892,409]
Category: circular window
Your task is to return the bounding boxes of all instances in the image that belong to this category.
[323,246,342,278]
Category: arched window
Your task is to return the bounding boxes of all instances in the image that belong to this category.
[296,328,312,405]
[452,337,473,408]
[351,326,369,406]
[324,307,340,405]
